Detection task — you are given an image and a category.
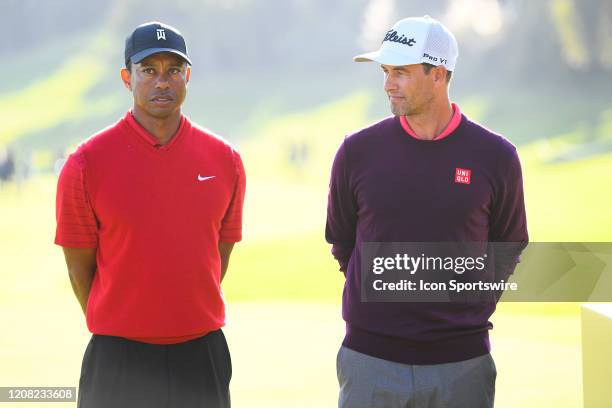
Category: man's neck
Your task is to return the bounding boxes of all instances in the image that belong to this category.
[405,100,453,141]
[131,108,182,145]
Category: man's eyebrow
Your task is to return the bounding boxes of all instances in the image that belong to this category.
[138,58,186,67]
[138,64,184,69]
[381,65,409,72]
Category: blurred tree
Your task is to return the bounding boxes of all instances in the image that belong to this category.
[0,0,108,55]
[2,0,610,150]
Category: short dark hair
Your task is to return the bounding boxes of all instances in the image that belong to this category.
[421,63,452,83]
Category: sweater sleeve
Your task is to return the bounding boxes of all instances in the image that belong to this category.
[489,145,529,283]
[325,139,358,273]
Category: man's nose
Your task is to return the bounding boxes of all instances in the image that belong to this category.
[383,74,396,92]
[155,73,170,89]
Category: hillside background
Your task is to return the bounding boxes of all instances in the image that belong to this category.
[2,0,612,156]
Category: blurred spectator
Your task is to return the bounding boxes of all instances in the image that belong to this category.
[0,146,16,186]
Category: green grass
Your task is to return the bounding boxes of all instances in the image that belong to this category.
[1,93,611,407]
[1,9,610,405]
[239,91,371,183]
[520,138,612,241]
[0,54,121,145]
[1,93,610,304]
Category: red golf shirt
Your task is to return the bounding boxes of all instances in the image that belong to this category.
[55,112,246,344]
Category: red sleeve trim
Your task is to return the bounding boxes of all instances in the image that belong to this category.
[55,150,99,248]
[218,148,246,242]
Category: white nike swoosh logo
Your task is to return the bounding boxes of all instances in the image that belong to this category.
[197,175,216,181]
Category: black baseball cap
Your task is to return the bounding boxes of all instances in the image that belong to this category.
[124,21,192,67]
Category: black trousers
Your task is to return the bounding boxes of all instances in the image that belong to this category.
[77,329,231,408]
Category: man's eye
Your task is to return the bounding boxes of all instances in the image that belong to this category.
[170,68,181,74]
[143,68,155,74]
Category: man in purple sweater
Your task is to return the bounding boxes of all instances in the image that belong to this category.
[326,16,528,408]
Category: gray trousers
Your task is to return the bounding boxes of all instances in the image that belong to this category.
[337,346,496,408]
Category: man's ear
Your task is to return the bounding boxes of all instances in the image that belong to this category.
[433,66,447,86]
[120,68,132,91]
[185,66,191,83]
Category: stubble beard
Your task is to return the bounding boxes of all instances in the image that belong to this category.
[392,93,435,117]
[390,99,412,117]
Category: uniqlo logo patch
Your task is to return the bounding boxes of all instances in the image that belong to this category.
[455,168,471,184]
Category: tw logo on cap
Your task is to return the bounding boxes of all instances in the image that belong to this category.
[454,168,471,184]
[156,28,166,40]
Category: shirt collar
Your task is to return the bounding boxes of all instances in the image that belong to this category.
[400,103,462,141]
[124,110,187,148]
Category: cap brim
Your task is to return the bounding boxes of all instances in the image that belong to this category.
[130,48,192,65]
[353,48,421,66]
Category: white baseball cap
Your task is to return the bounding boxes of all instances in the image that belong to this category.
[354,15,458,71]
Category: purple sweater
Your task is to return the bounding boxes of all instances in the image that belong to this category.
[325,113,528,364]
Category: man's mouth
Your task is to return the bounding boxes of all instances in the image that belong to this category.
[151,95,174,103]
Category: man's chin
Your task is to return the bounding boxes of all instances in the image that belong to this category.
[390,105,407,117]
[145,106,179,119]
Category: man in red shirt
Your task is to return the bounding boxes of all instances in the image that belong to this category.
[55,21,245,408]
